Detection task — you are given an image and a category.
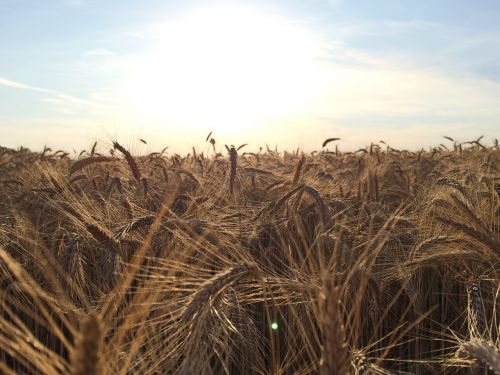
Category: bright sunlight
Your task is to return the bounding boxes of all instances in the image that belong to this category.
[124,6,328,137]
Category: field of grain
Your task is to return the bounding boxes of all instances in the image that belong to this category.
[0,137,498,374]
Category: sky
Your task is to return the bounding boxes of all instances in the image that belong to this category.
[1,0,499,154]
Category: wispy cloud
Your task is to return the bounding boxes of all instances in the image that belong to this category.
[0,76,52,93]
[0,75,94,113]
[324,19,500,82]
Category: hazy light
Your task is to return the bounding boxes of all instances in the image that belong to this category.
[271,321,279,330]
[125,6,328,137]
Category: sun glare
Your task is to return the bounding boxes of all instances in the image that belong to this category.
[125,6,328,137]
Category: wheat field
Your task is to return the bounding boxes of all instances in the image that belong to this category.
[0,136,498,374]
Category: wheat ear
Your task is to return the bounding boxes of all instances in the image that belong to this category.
[119,193,134,220]
[85,223,120,253]
[69,156,117,175]
[71,312,104,375]
[319,282,350,375]
[113,215,155,239]
[467,280,486,337]
[462,340,500,375]
[113,141,141,181]
[292,155,305,185]
[229,145,237,196]
[303,185,330,226]
[181,264,256,322]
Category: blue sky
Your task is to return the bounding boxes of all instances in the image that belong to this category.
[1,0,499,152]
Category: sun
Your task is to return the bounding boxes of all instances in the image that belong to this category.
[124,6,327,138]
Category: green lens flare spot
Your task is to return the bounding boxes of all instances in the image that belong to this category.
[271,322,279,330]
